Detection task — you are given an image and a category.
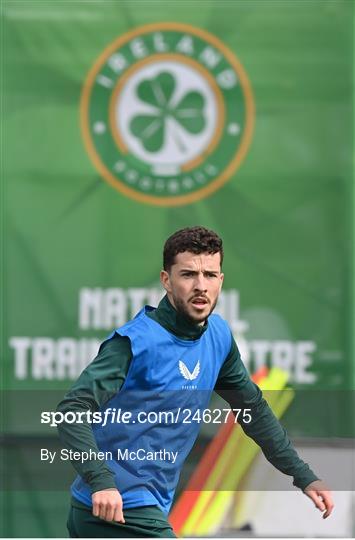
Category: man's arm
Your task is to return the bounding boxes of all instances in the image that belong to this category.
[56,333,131,522]
[215,335,334,518]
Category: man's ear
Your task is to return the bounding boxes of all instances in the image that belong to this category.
[160,270,171,293]
[219,272,224,291]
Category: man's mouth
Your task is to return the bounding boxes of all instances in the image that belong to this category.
[191,297,209,307]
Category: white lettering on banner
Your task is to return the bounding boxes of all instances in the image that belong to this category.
[103,288,127,328]
[32,338,54,379]
[79,288,250,331]
[153,33,168,52]
[94,32,240,104]
[9,288,318,384]
[175,35,194,55]
[9,337,31,379]
[245,340,317,384]
[108,53,128,73]
[216,69,237,89]
[79,287,165,330]
[56,339,78,379]
[199,46,221,69]
[95,34,238,100]
[128,288,149,316]
[272,340,294,372]
[9,338,100,380]
[130,38,148,59]
[79,288,102,329]
[295,342,316,384]
[96,74,114,88]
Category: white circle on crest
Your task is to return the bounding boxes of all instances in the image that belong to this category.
[114,60,218,176]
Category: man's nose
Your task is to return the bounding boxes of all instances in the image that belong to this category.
[193,273,207,291]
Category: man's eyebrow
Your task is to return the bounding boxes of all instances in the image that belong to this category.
[179,268,219,273]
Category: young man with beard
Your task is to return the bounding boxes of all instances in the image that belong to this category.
[57,226,334,538]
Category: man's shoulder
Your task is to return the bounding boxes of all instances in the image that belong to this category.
[208,312,230,330]
[207,313,232,350]
[119,306,155,331]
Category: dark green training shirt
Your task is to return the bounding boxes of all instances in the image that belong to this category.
[57,295,319,496]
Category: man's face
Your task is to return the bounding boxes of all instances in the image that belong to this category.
[160,251,224,325]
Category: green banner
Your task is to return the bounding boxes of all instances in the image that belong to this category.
[1,1,354,537]
[2,2,353,390]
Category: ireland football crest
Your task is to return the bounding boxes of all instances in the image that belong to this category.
[81,23,254,206]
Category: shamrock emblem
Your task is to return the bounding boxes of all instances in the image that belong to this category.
[130,72,206,153]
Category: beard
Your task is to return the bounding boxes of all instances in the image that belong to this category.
[172,293,218,325]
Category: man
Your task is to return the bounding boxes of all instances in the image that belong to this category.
[57,226,334,538]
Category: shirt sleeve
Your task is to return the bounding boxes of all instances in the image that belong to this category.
[56,333,132,494]
[214,335,319,490]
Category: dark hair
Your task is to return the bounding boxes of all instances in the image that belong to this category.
[163,226,223,272]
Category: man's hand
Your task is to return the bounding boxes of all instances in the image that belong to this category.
[304,480,334,519]
[92,488,125,523]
